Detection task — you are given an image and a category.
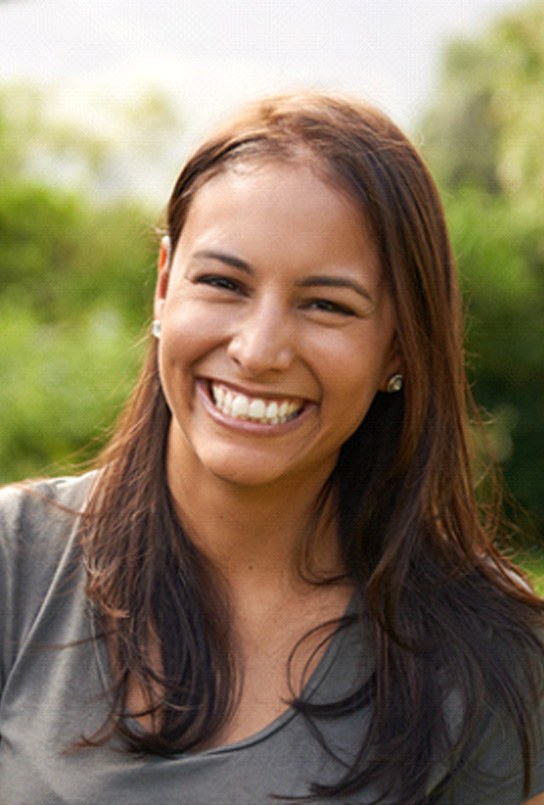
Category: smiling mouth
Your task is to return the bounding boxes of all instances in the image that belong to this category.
[209,381,305,425]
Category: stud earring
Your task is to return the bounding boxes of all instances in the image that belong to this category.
[152,320,161,339]
[386,373,403,393]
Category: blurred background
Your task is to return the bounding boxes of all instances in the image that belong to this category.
[0,1,542,560]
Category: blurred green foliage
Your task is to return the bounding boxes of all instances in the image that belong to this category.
[418,1,544,536]
[0,85,160,480]
[516,547,544,595]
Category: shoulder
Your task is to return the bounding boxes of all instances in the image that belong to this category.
[0,468,98,563]
[430,685,544,803]
[0,470,97,509]
[0,471,97,624]
[0,471,98,587]
[0,471,97,540]
[0,473,95,690]
[0,472,98,685]
[429,619,544,803]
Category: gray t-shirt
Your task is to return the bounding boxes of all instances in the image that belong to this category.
[0,474,543,804]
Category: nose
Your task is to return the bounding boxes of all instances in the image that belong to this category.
[227,300,295,376]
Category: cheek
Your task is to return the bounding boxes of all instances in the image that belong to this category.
[161,302,224,362]
[337,389,377,439]
[318,335,387,395]
[316,334,390,427]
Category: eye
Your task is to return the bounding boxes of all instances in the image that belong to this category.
[306,299,356,316]
[195,274,244,294]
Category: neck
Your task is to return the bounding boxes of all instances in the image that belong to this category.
[166,439,342,591]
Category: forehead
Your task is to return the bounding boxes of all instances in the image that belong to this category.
[168,162,389,308]
[196,153,364,212]
[178,159,378,267]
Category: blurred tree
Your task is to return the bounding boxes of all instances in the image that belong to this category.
[419,1,544,534]
[0,83,181,481]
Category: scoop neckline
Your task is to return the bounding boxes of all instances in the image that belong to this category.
[194,608,353,756]
[90,594,355,758]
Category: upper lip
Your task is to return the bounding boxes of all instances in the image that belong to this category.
[201,377,311,404]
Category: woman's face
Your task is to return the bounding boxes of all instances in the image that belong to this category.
[155,160,400,494]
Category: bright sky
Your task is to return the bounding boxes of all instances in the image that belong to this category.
[0,0,530,197]
[0,0,529,123]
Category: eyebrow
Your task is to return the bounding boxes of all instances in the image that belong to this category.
[193,249,375,303]
[296,275,374,304]
[193,249,252,273]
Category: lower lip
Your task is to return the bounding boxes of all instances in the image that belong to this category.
[196,380,315,435]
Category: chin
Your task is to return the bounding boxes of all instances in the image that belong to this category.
[204,456,288,490]
[195,441,336,494]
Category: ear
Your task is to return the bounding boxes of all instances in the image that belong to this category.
[378,334,404,393]
[153,235,172,319]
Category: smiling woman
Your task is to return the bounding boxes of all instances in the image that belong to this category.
[1,92,543,804]
[156,161,398,496]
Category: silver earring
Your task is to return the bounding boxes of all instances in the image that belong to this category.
[152,320,161,339]
[386,373,403,393]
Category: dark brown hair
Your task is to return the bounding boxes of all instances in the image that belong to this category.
[81,92,544,800]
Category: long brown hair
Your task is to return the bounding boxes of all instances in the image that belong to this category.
[81,92,544,800]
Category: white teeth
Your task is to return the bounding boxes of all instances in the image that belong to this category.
[249,399,266,419]
[266,401,278,420]
[210,383,303,425]
[232,394,249,418]
[215,386,225,407]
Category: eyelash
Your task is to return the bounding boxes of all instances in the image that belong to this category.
[305,299,355,317]
[196,274,244,293]
[195,275,355,317]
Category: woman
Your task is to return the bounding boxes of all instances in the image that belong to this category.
[0,92,543,804]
